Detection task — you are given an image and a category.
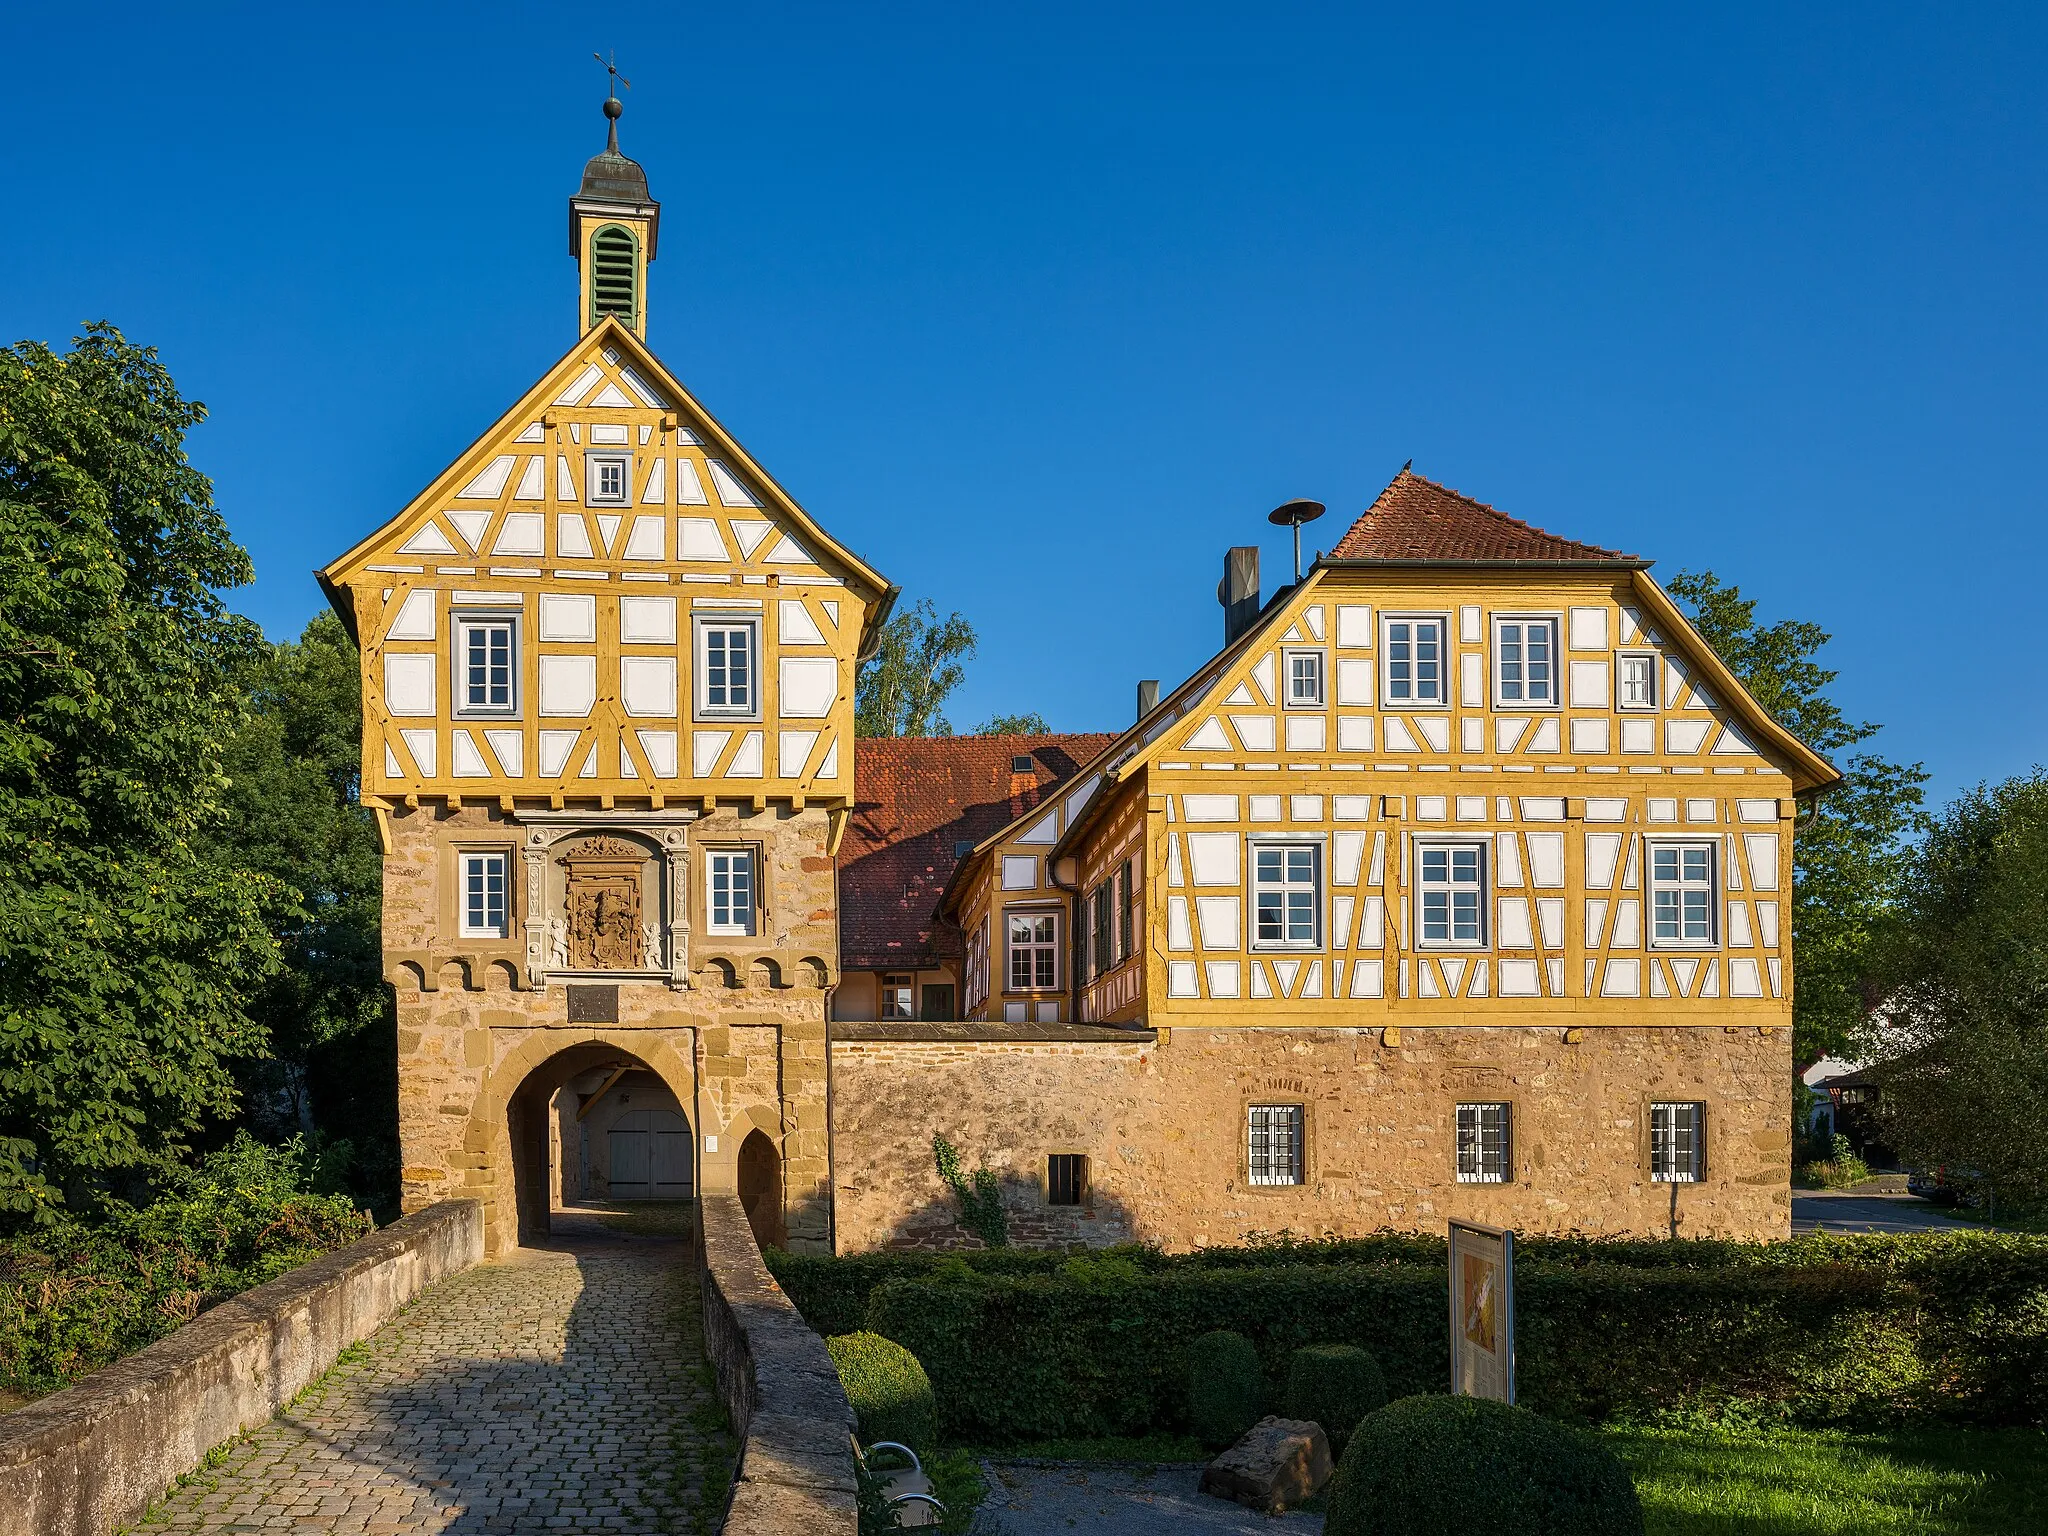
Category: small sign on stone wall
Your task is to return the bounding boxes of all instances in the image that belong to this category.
[1449,1219,1515,1403]
[566,984,620,1023]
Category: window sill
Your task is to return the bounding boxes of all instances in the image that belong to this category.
[1646,942,1720,952]
[1249,943,1323,954]
[1416,944,1491,954]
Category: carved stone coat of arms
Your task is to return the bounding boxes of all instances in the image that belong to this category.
[559,837,648,970]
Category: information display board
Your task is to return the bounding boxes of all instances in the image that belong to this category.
[1448,1220,1515,1403]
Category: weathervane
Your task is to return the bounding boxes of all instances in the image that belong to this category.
[594,50,631,151]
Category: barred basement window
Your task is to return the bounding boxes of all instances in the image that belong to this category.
[1456,1102,1512,1183]
[1047,1153,1087,1206]
[1248,1104,1305,1186]
[1651,1101,1706,1183]
[590,224,639,323]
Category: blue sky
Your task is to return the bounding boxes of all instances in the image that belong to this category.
[5,3,2044,807]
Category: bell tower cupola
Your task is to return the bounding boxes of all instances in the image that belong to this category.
[570,78,659,339]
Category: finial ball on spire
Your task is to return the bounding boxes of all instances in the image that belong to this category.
[604,95,623,120]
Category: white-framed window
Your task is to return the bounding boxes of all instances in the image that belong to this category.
[453,614,518,717]
[1417,840,1487,947]
[1382,615,1446,704]
[1284,649,1325,708]
[458,852,509,937]
[1007,909,1058,991]
[1456,1102,1512,1183]
[963,917,989,1015]
[586,452,630,506]
[1618,652,1658,711]
[1248,1103,1305,1186]
[1648,840,1717,946]
[695,617,759,719]
[1650,1101,1705,1182]
[881,971,914,1020]
[1251,841,1321,949]
[1493,616,1558,706]
[706,849,756,936]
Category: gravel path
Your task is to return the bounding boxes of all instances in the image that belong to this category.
[977,1462,1324,1534]
[130,1222,720,1534]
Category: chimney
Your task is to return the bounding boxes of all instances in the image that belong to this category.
[1136,679,1159,720]
[1219,546,1260,645]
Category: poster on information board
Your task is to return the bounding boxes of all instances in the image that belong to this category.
[1448,1220,1515,1403]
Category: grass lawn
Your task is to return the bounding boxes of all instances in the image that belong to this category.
[1606,1421,2048,1535]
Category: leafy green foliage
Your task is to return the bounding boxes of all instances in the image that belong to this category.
[855,599,977,736]
[931,1133,1008,1248]
[1325,1396,1643,1536]
[0,325,284,1220]
[0,1132,370,1399]
[1665,571,1928,1061]
[1874,771,2048,1207]
[830,1330,939,1454]
[1187,1328,1265,1447]
[201,614,396,1210]
[974,712,1050,735]
[1284,1344,1388,1452]
[830,1231,2048,1442]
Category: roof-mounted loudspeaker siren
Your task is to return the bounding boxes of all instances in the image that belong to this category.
[1268,499,1327,583]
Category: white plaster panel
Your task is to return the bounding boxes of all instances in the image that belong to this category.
[637,729,679,778]
[1204,961,1241,999]
[537,731,577,778]
[1526,832,1566,887]
[1186,832,1240,886]
[489,512,544,556]
[1460,653,1484,707]
[1460,605,1482,642]
[707,460,761,507]
[1196,896,1240,950]
[1569,607,1609,651]
[1494,832,1523,886]
[383,654,436,716]
[1167,961,1199,997]
[399,728,436,776]
[1601,958,1641,997]
[1414,716,1451,752]
[1611,898,1640,948]
[621,656,677,717]
[778,729,818,777]
[1337,716,1374,752]
[1495,717,1528,753]
[1744,832,1780,890]
[1417,796,1447,821]
[1569,661,1609,707]
[450,730,489,777]
[778,657,839,718]
[1461,717,1483,752]
[729,731,765,777]
[1498,897,1532,948]
[1350,959,1385,998]
[539,593,597,642]
[1585,798,1627,822]
[1001,856,1037,890]
[1291,794,1324,822]
[1336,605,1372,647]
[1182,794,1239,822]
[1498,959,1540,997]
[1537,898,1565,948]
[1333,832,1365,886]
[1334,796,1373,821]
[620,596,677,644]
[538,655,596,716]
[1184,716,1231,751]
[1729,958,1763,997]
[387,589,436,641]
[398,521,457,557]
[1248,795,1282,822]
[1231,715,1276,752]
[1570,718,1610,754]
[1285,714,1326,752]
[447,509,490,550]
[1737,798,1779,823]
[1620,717,1655,754]
[483,729,523,777]
[1757,902,1779,948]
[1335,658,1374,706]
[778,600,826,646]
[677,517,727,560]
[1527,717,1561,753]
[1382,718,1418,752]
[623,515,667,560]
[692,730,730,776]
[1251,653,1276,704]
[1166,896,1193,952]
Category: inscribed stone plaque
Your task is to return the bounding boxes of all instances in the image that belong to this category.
[565,984,619,1024]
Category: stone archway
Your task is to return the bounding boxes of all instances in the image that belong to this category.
[737,1128,785,1250]
[460,1027,699,1255]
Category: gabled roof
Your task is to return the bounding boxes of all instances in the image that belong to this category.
[838,734,1115,970]
[316,314,897,654]
[1325,467,1643,566]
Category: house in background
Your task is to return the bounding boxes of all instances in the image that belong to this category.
[834,735,1113,1024]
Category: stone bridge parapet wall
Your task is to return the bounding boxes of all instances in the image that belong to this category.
[0,1199,484,1536]
[699,1193,857,1532]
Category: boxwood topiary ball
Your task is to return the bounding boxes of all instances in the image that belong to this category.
[828,1330,938,1455]
[1283,1344,1388,1453]
[1187,1329,1266,1448]
[1325,1395,1643,1536]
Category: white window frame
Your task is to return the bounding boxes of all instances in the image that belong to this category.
[1283,649,1326,709]
[1250,839,1322,951]
[880,971,915,1020]
[1647,838,1718,948]
[1247,1103,1305,1186]
[705,848,757,936]
[1650,1100,1706,1183]
[1006,907,1060,993]
[1491,614,1560,709]
[1415,838,1488,949]
[1617,651,1659,712]
[458,851,510,938]
[452,612,520,718]
[586,451,631,507]
[1456,1102,1512,1184]
[1380,613,1448,707]
[694,615,761,721]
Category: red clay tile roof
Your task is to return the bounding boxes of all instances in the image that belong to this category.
[839,734,1116,971]
[1326,468,1639,564]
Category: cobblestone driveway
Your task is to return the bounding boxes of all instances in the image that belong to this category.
[132,1219,721,1535]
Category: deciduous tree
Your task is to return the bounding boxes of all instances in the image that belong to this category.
[1666,571,1927,1061]
[855,599,977,737]
[0,325,282,1221]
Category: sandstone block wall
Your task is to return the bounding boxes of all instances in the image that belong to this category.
[0,1201,483,1536]
[828,1023,1790,1252]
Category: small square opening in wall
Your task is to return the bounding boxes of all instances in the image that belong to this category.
[1047,1153,1088,1206]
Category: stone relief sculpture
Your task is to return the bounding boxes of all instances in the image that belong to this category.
[547,916,570,971]
[560,837,649,970]
[642,921,663,971]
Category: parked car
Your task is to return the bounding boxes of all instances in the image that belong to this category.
[1908,1166,1981,1206]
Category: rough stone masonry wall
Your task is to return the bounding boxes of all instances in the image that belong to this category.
[383,802,838,1255]
[829,1024,1791,1251]
[0,1201,483,1536]
[699,1194,857,1532]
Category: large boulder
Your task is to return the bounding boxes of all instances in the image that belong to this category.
[1199,1415,1334,1513]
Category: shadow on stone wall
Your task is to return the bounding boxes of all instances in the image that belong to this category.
[869,1175,1142,1253]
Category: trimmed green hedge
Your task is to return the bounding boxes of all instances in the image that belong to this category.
[1285,1344,1388,1452]
[1187,1330,1264,1447]
[829,1331,938,1454]
[847,1239,2048,1442]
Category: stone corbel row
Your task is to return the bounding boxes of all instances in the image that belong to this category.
[385,949,534,993]
[692,946,838,991]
